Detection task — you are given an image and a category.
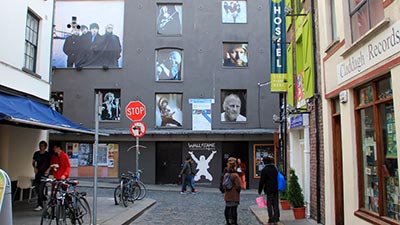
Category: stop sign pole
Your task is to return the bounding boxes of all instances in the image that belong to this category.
[125,101,147,173]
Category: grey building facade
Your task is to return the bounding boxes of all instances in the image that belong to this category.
[50,0,279,189]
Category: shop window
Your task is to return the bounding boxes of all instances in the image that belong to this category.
[356,77,398,221]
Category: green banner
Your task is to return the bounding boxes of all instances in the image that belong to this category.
[270,0,287,92]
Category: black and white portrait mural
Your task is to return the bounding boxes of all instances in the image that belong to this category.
[221,90,247,122]
[157,4,182,35]
[155,49,183,81]
[52,1,124,68]
[222,1,247,24]
[156,93,183,128]
[96,89,121,122]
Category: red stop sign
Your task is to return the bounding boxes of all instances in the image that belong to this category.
[125,101,146,121]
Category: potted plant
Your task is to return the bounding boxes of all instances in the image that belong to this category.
[279,190,291,210]
[287,169,306,219]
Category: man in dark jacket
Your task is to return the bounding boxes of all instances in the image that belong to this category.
[178,156,196,194]
[258,156,280,224]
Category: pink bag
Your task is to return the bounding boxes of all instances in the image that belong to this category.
[256,196,266,208]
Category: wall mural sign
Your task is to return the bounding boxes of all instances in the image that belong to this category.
[52,0,124,69]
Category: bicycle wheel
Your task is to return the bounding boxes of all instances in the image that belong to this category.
[132,182,141,200]
[75,197,92,225]
[40,205,55,225]
[137,182,147,200]
[121,181,129,207]
[55,203,67,225]
[113,185,121,205]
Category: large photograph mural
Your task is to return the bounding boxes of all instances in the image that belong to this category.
[52,1,124,68]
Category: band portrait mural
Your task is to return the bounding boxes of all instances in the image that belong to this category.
[221,90,247,122]
[223,42,248,67]
[155,49,183,81]
[96,89,121,121]
[52,1,124,68]
[222,1,247,24]
[156,93,183,128]
[157,4,182,36]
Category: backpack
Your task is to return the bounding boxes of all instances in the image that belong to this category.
[222,173,233,191]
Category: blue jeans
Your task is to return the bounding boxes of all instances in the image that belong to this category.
[181,175,195,192]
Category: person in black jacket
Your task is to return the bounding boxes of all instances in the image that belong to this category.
[258,156,280,224]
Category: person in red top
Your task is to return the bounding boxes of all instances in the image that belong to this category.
[49,143,71,180]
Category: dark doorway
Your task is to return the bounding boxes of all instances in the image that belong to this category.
[221,142,249,188]
[156,142,182,184]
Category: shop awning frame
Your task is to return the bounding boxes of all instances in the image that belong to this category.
[0,92,96,135]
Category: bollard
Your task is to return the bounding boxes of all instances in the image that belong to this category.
[0,169,12,224]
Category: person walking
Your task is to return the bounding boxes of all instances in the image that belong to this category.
[32,140,51,211]
[258,156,280,225]
[178,156,196,194]
[223,157,241,225]
[189,158,198,193]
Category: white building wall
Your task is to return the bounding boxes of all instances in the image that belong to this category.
[0,0,53,180]
[318,0,400,224]
[0,0,53,100]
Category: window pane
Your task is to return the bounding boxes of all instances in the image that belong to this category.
[378,78,392,100]
[370,0,384,28]
[380,103,399,219]
[359,86,373,106]
[330,0,337,40]
[351,3,369,41]
[360,107,379,213]
[334,98,340,114]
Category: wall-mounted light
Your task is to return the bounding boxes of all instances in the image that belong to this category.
[339,90,348,103]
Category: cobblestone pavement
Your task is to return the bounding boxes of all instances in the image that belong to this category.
[131,190,261,225]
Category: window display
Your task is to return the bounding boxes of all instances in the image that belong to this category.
[356,77,398,220]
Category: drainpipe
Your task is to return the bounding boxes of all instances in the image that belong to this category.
[310,0,321,223]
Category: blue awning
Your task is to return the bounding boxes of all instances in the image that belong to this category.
[0,92,94,135]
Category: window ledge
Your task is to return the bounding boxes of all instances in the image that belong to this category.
[22,67,41,79]
[354,209,395,225]
[341,18,391,57]
[324,38,340,53]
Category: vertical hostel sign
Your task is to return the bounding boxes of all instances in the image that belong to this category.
[270,0,287,92]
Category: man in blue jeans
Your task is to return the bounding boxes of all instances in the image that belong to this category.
[178,156,196,194]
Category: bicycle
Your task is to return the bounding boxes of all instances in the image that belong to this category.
[114,171,140,207]
[40,178,91,225]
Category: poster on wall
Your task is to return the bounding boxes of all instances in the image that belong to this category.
[157,4,182,35]
[189,99,214,131]
[96,89,121,121]
[66,142,79,167]
[97,144,108,166]
[52,0,124,68]
[107,144,118,168]
[155,49,183,81]
[155,93,183,128]
[78,143,93,166]
[223,42,248,67]
[254,144,274,178]
[221,1,247,24]
[221,90,247,122]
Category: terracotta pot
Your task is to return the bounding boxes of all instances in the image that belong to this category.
[280,200,291,210]
[292,207,306,219]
